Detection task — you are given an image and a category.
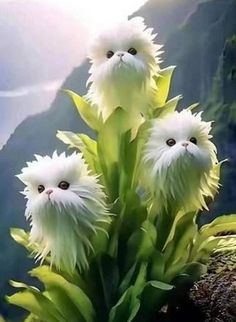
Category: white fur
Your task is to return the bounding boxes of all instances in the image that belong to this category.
[17,151,110,273]
[86,17,162,120]
[143,110,218,211]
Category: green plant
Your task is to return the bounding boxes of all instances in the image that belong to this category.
[7,66,236,322]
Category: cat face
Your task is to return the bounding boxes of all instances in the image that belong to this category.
[143,110,218,210]
[19,152,92,212]
[145,110,216,174]
[17,151,109,272]
[87,17,162,86]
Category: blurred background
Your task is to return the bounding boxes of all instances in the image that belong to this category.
[0,0,235,320]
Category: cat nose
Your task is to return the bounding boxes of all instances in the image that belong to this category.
[117,52,124,57]
[182,142,189,148]
[45,189,53,195]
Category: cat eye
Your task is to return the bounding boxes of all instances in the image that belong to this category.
[58,181,70,190]
[38,185,45,193]
[166,139,176,147]
[106,50,114,59]
[190,137,197,145]
[127,48,137,55]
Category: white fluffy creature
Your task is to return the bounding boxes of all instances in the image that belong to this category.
[17,151,110,273]
[143,110,218,212]
[86,17,162,120]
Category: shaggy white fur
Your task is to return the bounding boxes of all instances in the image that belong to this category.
[17,151,109,273]
[143,110,218,212]
[86,17,162,120]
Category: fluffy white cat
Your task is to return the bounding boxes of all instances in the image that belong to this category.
[86,17,162,120]
[17,151,109,273]
[143,110,218,212]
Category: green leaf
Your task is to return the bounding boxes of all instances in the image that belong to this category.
[56,131,100,174]
[147,280,174,291]
[10,280,40,292]
[127,220,157,265]
[109,263,147,322]
[191,214,236,259]
[30,266,95,322]
[119,263,137,295]
[182,262,207,280]
[138,279,174,320]
[108,287,139,322]
[97,255,119,310]
[150,251,165,281]
[153,66,176,107]
[153,95,182,118]
[10,228,51,264]
[192,235,236,262]
[118,130,139,201]
[63,90,101,132]
[7,290,65,322]
[162,211,197,262]
[97,107,133,201]
[10,228,30,249]
[24,313,44,322]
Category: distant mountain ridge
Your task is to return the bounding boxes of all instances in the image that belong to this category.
[164,0,236,106]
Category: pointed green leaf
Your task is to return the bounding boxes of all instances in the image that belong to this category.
[7,290,65,322]
[153,66,176,107]
[97,255,119,310]
[153,95,182,118]
[192,235,236,262]
[63,90,101,132]
[109,287,138,322]
[127,220,157,264]
[109,263,147,322]
[182,262,207,280]
[150,251,165,281]
[119,263,137,295]
[138,279,174,320]
[147,280,174,291]
[24,313,43,322]
[10,280,40,292]
[57,131,100,174]
[30,266,95,322]
[191,214,236,258]
[10,228,29,248]
[97,107,134,201]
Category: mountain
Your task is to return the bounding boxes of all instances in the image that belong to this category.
[135,0,199,42]
[1,0,236,319]
[164,0,236,107]
[202,34,236,218]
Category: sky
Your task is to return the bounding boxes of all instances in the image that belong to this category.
[0,0,151,149]
[0,0,199,149]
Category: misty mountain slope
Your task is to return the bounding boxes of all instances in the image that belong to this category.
[134,0,199,42]
[164,0,236,107]
[200,34,236,219]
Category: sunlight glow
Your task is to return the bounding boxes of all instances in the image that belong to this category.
[47,0,149,34]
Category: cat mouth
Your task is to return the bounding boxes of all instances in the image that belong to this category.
[117,58,127,67]
[47,196,52,202]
